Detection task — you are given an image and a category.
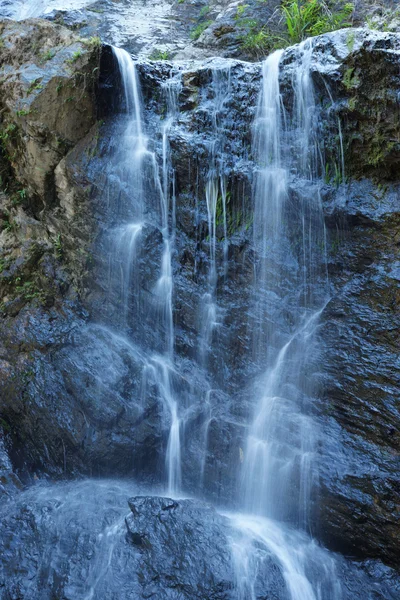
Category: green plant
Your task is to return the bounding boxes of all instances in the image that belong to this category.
[27,79,43,95]
[0,123,16,144]
[324,162,330,184]
[241,28,274,56]
[41,49,55,61]
[149,49,170,61]
[1,211,19,233]
[11,188,27,206]
[235,4,248,18]
[16,109,30,117]
[15,280,45,302]
[199,5,210,17]
[333,162,342,187]
[52,233,63,259]
[67,50,82,64]
[81,36,101,48]
[190,20,213,40]
[282,0,354,45]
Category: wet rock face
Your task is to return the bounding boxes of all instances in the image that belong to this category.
[125,496,240,598]
[280,29,400,569]
[0,480,399,600]
[312,28,400,181]
[318,180,400,568]
[0,482,290,600]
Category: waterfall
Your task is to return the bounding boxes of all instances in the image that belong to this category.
[229,41,339,600]
[110,45,336,597]
[241,41,328,529]
[110,47,181,495]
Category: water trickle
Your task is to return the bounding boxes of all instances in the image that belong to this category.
[110,47,182,495]
[199,63,232,365]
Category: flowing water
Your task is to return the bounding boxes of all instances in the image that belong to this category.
[106,47,182,495]
[242,42,328,531]
[0,8,357,597]
[200,62,232,365]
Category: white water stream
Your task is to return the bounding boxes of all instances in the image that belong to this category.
[110,47,181,496]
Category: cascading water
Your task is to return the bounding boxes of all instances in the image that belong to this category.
[242,42,328,528]
[108,47,182,496]
[232,41,337,600]
[100,44,338,599]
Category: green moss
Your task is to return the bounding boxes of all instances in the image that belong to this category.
[346,31,355,51]
[0,418,11,433]
[199,5,210,17]
[348,96,357,111]
[343,67,360,90]
[366,133,395,168]
[81,36,101,48]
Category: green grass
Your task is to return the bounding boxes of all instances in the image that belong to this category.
[282,0,354,44]
[239,1,354,57]
[190,20,213,40]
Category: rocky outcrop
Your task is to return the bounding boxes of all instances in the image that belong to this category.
[0,481,288,600]
[294,29,400,568]
[0,19,99,205]
[0,20,102,480]
[1,480,398,599]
